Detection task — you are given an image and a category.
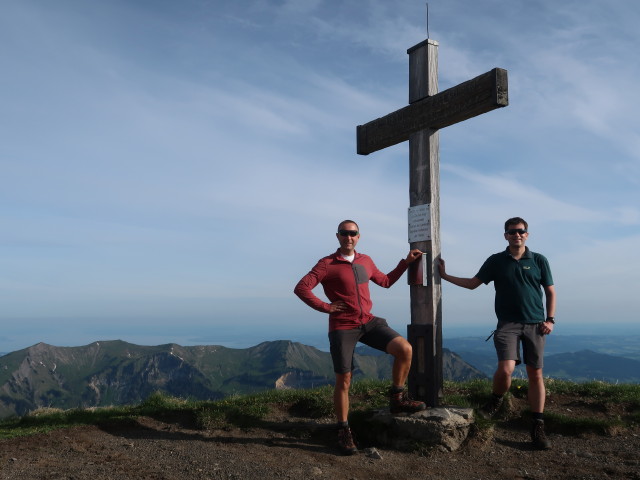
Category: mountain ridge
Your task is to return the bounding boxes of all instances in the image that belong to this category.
[445,335,640,383]
[0,339,484,418]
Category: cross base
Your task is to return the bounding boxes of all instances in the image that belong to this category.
[407,323,443,407]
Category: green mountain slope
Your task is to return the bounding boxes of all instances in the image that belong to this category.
[544,350,640,383]
[0,340,484,418]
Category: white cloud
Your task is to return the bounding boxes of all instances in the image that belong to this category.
[1,0,640,351]
[442,164,639,226]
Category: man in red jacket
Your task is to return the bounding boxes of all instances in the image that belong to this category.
[294,219,426,455]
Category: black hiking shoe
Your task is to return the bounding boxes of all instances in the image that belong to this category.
[477,395,504,419]
[389,390,427,414]
[337,426,358,455]
[531,419,551,450]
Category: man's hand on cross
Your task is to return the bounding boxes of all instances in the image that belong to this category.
[405,249,423,264]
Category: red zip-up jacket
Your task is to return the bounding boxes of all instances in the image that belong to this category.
[294,250,408,332]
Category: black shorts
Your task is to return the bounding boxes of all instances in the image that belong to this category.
[493,321,546,368]
[328,317,401,374]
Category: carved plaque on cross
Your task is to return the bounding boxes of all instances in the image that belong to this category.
[357,39,508,406]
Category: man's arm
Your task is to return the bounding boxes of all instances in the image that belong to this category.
[438,259,483,290]
[294,261,332,313]
[368,249,422,289]
[542,284,556,334]
[544,284,556,318]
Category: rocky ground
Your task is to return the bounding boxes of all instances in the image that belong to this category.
[0,392,639,480]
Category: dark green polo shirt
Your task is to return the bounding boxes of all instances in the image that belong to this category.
[476,247,553,324]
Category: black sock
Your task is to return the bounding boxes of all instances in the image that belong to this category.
[391,385,404,394]
[337,421,349,429]
[492,393,503,400]
[532,412,544,421]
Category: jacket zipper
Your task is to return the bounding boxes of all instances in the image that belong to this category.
[351,261,365,325]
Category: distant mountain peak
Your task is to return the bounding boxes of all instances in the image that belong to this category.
[0,339,485,419]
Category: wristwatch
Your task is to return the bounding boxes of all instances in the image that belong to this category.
[545,317,555,324]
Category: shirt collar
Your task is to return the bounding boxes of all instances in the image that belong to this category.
[333,249,358,261]
[504,246,531,258]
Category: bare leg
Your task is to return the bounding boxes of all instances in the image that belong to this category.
[492,360,516,395]
[526,365,545,412]
[334,372,352,422]
[386,336,413,388]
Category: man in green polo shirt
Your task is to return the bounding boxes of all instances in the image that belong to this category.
[438,217,556,450]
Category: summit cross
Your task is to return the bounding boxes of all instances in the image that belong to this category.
[357,38,508,406]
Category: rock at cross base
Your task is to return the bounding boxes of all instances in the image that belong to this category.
[367,407,474,452]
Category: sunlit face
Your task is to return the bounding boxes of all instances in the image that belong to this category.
[336,222,360,255]
[504,222,529,248]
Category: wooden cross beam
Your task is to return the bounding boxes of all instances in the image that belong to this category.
[357,67,508,155]
[356,39,508,407]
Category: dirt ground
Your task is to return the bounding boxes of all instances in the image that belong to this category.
[1,393,639,480]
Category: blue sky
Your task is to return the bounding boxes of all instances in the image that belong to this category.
[1,0,639,352]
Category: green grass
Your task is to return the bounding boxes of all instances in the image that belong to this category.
[1,379,638,440]
[544,411,625,435]
[545,378,640,404]
[0,406,133,438]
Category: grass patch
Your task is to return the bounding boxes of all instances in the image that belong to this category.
[195,386,335,429]
[546,379,640,405]
[544,411,625,435]
[288,387,334,418]
[442,379,491,407]
[349,379,391,409]
[0,405,134,439]
[1,380,638,439]
[195,395,272,429]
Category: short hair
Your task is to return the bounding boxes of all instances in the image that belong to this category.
[337,219,359,232]
[504,217,528,232]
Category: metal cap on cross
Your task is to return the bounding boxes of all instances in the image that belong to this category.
[356,38,508,407]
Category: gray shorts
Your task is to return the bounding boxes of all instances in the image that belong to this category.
[493,321,546,369]
[328,317,400,374]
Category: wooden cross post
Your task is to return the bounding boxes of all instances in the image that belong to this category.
[357,39,508,407]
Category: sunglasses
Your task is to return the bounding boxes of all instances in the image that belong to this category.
[338,229,359,237]
[506,228,528,235]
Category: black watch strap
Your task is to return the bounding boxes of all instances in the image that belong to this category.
[546,317,555,324]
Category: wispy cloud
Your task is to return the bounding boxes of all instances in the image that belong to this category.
[1,0,639,351]
[442,164,639,226]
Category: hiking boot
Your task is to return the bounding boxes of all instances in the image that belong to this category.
[477,395,504,419]
[389,390,427,414]
[531,419,551,450]
[337,426,358,455]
